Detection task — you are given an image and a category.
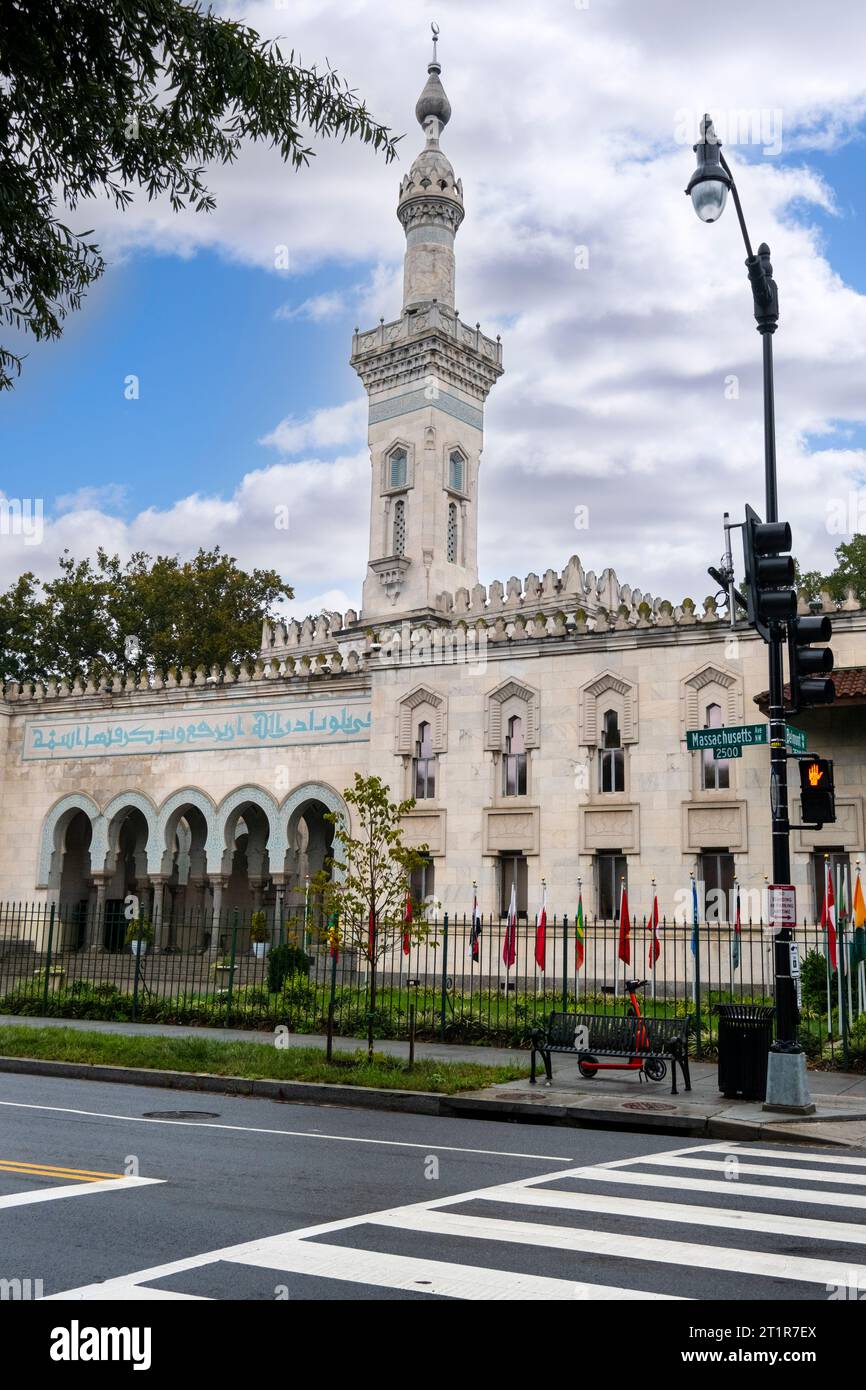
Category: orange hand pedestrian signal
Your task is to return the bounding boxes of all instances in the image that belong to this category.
[799,756,835,826]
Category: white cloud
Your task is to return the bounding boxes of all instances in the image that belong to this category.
[274,290,347,322]
[258,398,366,455]
[19,0,866,610]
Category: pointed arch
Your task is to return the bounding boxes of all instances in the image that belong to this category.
[212,785,283,876]
[681,663,743,734]
[37,793,100,888]
[153,787,218,876]
[90,791,159,876]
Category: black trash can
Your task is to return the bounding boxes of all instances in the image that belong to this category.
[717,1004,775,1100]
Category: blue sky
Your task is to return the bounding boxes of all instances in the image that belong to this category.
[2,0,866,616]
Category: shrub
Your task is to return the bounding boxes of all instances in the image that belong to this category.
[267,943,311,993]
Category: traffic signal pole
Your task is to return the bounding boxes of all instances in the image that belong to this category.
[743,230,813,1110]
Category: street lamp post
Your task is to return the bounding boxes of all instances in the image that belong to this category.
[685,116,812,1111]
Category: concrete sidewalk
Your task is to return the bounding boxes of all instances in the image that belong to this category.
[1,1012,864,1146]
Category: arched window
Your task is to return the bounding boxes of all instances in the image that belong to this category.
[503,715,527,796]
[702,702,730,790]
[413,720,436,799]
[598,708,625,793]
[388,447,407,490]
[447,502,458,562]
[393,499,406,558]
[449,450,464,492]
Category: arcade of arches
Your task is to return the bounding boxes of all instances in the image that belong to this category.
[42,786,342,954]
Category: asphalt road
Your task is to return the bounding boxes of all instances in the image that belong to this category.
[1,1070,865,1302]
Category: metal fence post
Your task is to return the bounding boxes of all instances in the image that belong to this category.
[326,940,338,1063]
[131,903,142,1022]
[561,913,569,1013]
[42,903,55,1012]
[226,909,239,1026]
[694,920,703,1058]
[440,912,449,1043]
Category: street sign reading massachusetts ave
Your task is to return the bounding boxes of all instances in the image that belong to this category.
[686,722,808,759]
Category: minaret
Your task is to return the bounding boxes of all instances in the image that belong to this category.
[351,27,503,621]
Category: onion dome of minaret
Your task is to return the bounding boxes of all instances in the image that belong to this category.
[397,24,464,271]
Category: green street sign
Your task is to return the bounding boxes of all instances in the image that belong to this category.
[785,724,808,755]
[686,722,807,757]
[686,723,766,754]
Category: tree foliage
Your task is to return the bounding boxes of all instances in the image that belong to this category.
[313,775,429,1060]
[797,534,866,604]
[0,0,399,387]
[0,546,293,682]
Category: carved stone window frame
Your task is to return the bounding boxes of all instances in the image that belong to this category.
[380,438,416,497]
[443,440,471,500]
[681,663,744,798]
[485,679,539,803]
[395,685,448,756]
[578,671,638,747]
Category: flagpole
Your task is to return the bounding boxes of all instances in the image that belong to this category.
[835,862,844,1049]
[303,874,310,954]
[651,877,657,1004]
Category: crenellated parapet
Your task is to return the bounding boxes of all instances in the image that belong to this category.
[3,578,859,707]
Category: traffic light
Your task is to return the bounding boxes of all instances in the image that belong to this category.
[799,756,835,826]
[788,613,834,710]
[741,503,798,641]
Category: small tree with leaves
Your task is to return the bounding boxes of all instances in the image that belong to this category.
[313,774,429,1061]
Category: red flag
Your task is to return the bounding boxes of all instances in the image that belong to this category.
[618,882,631,964]
[648,890,660,967]
[469,889,482,962]
[503,881,517,968]
[402,891,412,956]
[534,885,547,971]
[821,861,837,970]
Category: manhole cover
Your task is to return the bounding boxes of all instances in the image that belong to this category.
[142,1110,221,1120]
[621,1100,677,1113]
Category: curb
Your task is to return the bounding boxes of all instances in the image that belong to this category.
[2,1054,860,1144]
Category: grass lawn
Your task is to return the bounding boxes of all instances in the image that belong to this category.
[0,1025,530,1094]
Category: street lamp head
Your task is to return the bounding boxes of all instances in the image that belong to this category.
[685,114,732,223]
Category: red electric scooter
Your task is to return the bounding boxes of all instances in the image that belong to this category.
[577,977,667,1084]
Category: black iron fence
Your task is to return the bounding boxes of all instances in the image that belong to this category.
[0,901,862,1062]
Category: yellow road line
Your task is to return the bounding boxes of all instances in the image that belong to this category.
[0,1160,124,1181]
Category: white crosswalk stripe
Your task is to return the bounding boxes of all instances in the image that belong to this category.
[48,1140,866,1301]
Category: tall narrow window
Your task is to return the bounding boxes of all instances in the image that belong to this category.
[449,450,464,492]
[598,708,625,793]
[701,702,729,790]
[413,720,436,799]
[389,448,407,490]
[499,855,528,918]
[410,854,435,905]
[503,715,527,796]
[393,499,405,557]
[700,850,735,923]
[447,503,458,562]
[597,852,627,922]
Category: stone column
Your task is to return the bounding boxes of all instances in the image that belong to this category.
[150,877,166,951]
[208,877,226,957]
[87,876,107,950]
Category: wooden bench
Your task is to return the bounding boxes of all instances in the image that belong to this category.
[530,1011,692,1095]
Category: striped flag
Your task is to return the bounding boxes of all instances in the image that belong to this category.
[691,877,700,956]
[732,881,741,970]
[821,860,837,970]
[575,891,585,970]
[402,889,412,956]
[853,870,866,965]
[534,883,547,971]
[503,881,517,969]
[648,886,660,968]
[469,887,482,963]
[617,881,631,965]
